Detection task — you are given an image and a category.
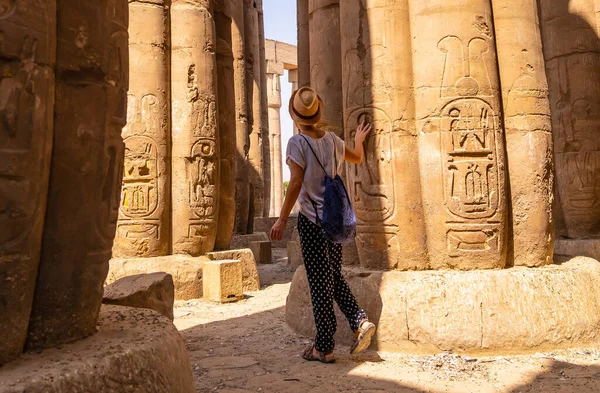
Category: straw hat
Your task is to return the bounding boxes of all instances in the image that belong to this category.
[289,86,323,126]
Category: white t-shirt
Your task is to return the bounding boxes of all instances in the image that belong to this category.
[286,132,345,225]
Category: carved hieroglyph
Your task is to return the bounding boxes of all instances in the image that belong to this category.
[493,0,554,267]
[0,0,55,365]
[540,0,600,239]
[244,0,265,219]
[28,0,128,349]
[340,0,429,270]
[171,0,220,256]
[215,0,236,249]
[410,0,508,270]
[232,0,251,234]
[308,0,343,138]
[114,0,170,258]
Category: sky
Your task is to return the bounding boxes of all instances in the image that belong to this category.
[263,0,297,182]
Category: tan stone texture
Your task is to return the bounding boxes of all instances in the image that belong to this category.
[287,258,600,354]
[27,0,128,350]
[539,0,600,239]
[232,0,252,235]
[103,272,175,320]
[0,306,195,393]
[297,0,310,87]
[202,260,244,303]
[555,238,600,262]
[230,231,269,249]
[340,0,429,271]
[257,1,271,218]
[410,0,508,270]
[171,0,220,256]
[206,248,261,291]
[114,0,170,258]
[267,73,283,217]
[0,0,55,365]
[309,0,343,137]
[215,0,237,249]
[249,240,272,264]
[493,0,555,267]
[244,0,265,219]
[108,255,206,300]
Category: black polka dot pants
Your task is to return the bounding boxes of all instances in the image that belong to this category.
[298,213,367,354]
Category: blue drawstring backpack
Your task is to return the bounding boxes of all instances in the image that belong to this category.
[300,134,357,244]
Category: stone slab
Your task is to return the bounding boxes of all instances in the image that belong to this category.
[202,260,243,303]
[253,217,298,248]
[0,305,195,393]
[287,240,303,269]
[555,239,600,262]
[286,257,600,354]
[103,273,175,320]
[230,232,270,250]
[249,241,272,264]
[206,249,261,291]
[107,255,207,301]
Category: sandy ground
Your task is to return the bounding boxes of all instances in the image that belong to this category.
[174,249,600,393]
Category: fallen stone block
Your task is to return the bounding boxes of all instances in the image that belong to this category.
[107,255,207,300]
[230,232,269,249]
[202,260,243,303]
[206,249,260,291]
[249,240,272,264]
[103,272,175,320]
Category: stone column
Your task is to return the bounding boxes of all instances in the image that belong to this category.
[288,69,299,135]
[492,0,554,267]
[214,1,236,249]
[297,0,310,88]
[410,0,508,270]
[267,73,283,217]
[539,0,600,239]
[309,0,343,138]
[171,0,220,256]
[244,0,264,220]
[257,1,271,218]
[28,0,128,349]
[340,0,429,270]
[114,0,170,258]
[0,0,55,365]
[232,0,251,234]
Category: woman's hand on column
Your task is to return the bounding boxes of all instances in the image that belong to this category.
[355,121,372,144]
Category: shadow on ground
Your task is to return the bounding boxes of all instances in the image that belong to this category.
[177,261,600,393]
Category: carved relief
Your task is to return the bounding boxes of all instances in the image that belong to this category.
[347,108,395,223]
[121,137,158,218]
[0,0,16,18]
[442,99,500,220]
[0,36,37,150]
[188,140,217,219]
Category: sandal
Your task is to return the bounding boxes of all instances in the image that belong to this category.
[350,319,376,355]
[302,343,336,364]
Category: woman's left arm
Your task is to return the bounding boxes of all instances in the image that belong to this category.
[270,161,304,241]
[345,121,372,164]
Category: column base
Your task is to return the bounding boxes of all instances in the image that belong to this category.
[286,257,600,354]
[0,306,195,393]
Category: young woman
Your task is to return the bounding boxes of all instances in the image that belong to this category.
[270,86,375,364]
